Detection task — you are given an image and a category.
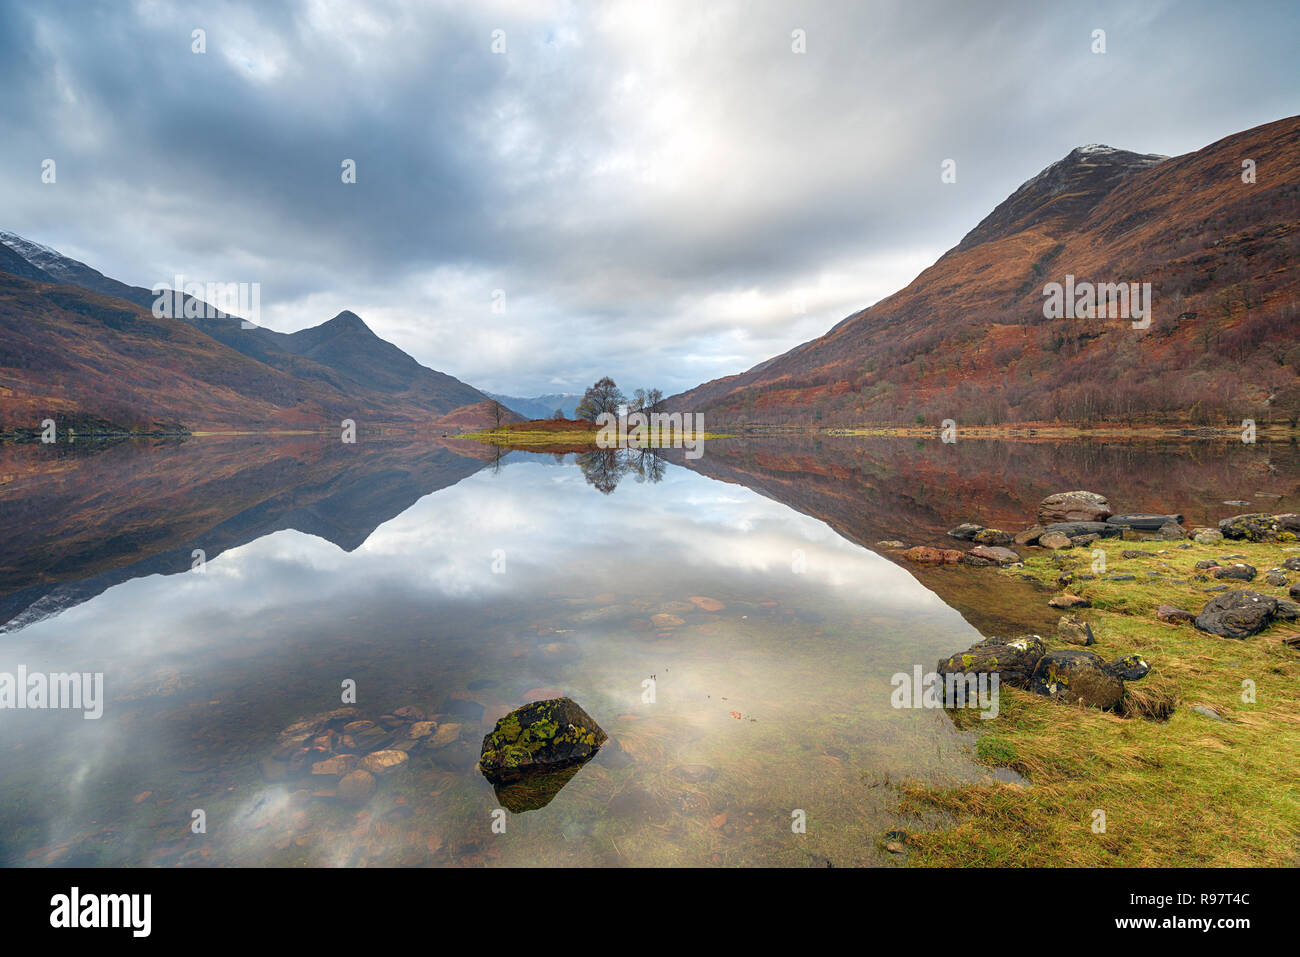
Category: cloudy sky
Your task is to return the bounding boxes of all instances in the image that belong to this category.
[1,0,1296,396]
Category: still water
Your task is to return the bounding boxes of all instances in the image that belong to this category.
[0,435,1294,866]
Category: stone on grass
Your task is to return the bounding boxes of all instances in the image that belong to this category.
[1028,649,1124,710]
[1194,590,1279,639]
[1057,615,1095,646]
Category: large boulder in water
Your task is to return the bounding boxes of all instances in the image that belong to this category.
[1194,590,1279,639]
[1037,491,1112,525]
[479,697,608,812]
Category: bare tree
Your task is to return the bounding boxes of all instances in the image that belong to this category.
[575,377,625,420]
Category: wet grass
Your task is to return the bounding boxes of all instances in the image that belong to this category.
[899,536,1300,866]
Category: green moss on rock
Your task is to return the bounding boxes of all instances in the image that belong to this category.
[479,697,607,780]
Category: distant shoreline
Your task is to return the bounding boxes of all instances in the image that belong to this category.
[2,422,1295,442]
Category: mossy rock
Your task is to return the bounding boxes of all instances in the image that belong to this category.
[937,634,1045,689]
[1218,513,1279,542]
[479,697,607,782]
[478,698,608,812]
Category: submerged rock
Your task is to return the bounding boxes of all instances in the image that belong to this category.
[479,697,608,812]
[361,750,409,775]
[338,770,377,805]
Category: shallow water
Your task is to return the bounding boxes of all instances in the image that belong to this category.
[0,435,1294,866]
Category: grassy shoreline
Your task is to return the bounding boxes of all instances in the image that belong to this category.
[898,536,1300,866]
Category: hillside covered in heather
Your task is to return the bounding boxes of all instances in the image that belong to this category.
[0,237,519,434]
[666,115,1300,429]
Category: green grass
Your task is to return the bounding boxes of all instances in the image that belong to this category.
[898,535,1300,866]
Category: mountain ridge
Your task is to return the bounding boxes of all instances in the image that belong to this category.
[666,114,1300,428]
[0,236,505,432]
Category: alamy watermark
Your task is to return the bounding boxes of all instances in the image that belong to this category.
[1043,274,1151,329]
[152,275,259,329]
[596,410,706,459]
[891,665,999,719]
[0,667,103,719]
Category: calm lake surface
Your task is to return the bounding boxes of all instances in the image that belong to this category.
[0,434,1296,866]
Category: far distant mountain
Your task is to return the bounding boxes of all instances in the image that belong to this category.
[0,234,505,432]
[666,115,1300,428]
[487,392,583,420]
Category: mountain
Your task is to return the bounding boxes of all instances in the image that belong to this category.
[486,392,583,420]
[667,115,1300,428]
[0,234,505,432]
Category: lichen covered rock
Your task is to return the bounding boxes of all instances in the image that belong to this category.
[1218,513,1280,542]
[936,634,1046,689]
[1029,649,1124,710]
[479,697,609,812]
[480,697,607,780]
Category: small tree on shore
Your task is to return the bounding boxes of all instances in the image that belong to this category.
[575,377,625,420]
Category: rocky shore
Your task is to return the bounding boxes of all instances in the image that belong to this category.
[898,490,1300,716]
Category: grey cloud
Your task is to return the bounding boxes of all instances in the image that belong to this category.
[0,0,1296,395]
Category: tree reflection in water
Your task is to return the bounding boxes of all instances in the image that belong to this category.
[576,448,665,494]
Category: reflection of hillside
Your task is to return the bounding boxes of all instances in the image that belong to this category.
[0,435,492,629]
[672,436,1300,635]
